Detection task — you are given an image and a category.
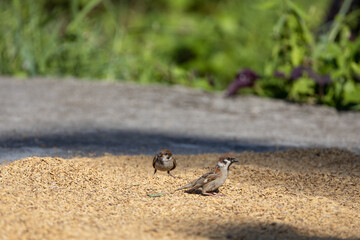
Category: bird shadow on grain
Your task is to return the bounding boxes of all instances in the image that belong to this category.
[179,189,220,196]
[180,221,357,240]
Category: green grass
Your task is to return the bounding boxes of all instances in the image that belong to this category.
[0,0,329,90]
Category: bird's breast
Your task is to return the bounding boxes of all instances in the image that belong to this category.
[155,159,174,171]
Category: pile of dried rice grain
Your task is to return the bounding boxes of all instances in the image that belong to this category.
[0,148,359,239]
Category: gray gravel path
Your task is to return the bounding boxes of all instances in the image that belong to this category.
[1,76,359,161]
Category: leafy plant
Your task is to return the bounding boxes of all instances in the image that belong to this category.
[4,0,357,109]
[0,0,327,86]
[227,0,360,110]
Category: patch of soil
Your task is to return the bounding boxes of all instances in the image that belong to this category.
[0,148,359,239]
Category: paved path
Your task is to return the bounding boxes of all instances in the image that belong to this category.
[1,76,359,161]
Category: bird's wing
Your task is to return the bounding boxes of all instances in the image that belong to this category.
[192,172,219,188]
[170,157,177,171]
[152,155,158,168]
[176,170,219,191]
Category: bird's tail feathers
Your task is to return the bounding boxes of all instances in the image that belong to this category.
[175,183,193,191]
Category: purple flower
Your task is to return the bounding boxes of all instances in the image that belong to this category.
[307,68,331,86]
[274,71,287,79]
[226,69,261,97]
[290,66,306,81]
[288,66,332,86]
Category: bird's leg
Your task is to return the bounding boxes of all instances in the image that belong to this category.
[201,191,217,196]
[167,171,176,178]
[202,191,226,197]
[212,191,226,197]
[153,169,157,175]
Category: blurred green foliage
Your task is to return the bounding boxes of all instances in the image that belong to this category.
[256,0,360,110]
[2,0,359,109]
[0,0,327,86]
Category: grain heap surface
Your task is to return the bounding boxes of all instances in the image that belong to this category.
[0,148,359,239]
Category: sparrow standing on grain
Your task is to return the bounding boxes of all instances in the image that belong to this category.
[174,154,238,196]
[153,149,177,178]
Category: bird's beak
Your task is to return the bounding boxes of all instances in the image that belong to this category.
[231,158,238,163]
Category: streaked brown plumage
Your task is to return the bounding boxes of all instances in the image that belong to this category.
[152,149,177,178]
[175,154,238,196]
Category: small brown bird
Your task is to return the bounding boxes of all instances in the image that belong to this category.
[175,154,238,196]
[152,149,177,178]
